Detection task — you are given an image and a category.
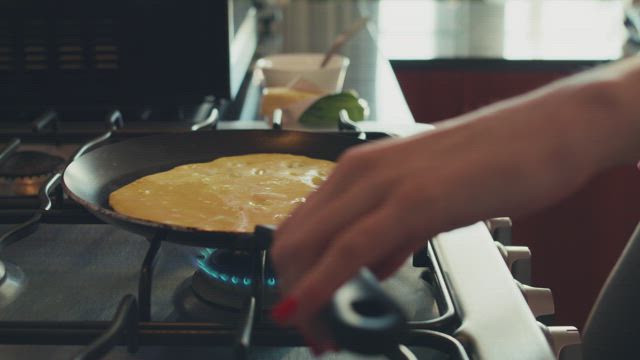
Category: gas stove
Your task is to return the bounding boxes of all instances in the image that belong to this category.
[0,109,581,359]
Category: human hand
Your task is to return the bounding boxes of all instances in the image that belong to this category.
[269,59,640,354]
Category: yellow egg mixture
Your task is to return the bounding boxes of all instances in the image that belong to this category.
[109,154,334,232]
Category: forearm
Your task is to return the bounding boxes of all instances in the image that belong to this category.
[268,58,640,332]
[444,56,640,175]
[423,56,640,223]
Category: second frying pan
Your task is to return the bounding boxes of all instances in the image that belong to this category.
[63,130,366,249]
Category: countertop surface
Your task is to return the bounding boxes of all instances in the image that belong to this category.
[232,0,419,128]
[365,0,629,64]
[233,0,629,127]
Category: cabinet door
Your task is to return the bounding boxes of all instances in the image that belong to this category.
[513,166,640,329]
[392,68,464,123]
[462,71,569,112]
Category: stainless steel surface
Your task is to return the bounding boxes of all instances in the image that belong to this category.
[0,261,25,309]
[0,223,441,359]
[0,225,189,322]
[431,222,555,360]
[0,224,437,321]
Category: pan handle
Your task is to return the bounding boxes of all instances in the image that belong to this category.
[271,109,283,130]
[339,110,367,141]
[31,109,58,133]
[255,225,408,355]
[338,109,360,131]
[72,110,124,161]
[191,105,219,131]
[106,109,124,131]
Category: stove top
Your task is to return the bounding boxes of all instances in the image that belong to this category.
[0,107,580,359]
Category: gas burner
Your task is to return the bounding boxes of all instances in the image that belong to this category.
[0,151,65,196]
[0,260,26,309]
[190,249,279,310]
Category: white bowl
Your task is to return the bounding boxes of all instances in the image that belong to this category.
[256,53,350,92]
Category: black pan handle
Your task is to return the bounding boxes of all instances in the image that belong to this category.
[257,225,408,355]
[72,110,124,161]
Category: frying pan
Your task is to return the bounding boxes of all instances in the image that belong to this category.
[64,130,411,352]
[63,130,366,249]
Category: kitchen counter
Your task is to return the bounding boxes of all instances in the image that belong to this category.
[231,0,631,130]
[366,0,629,69]
[229,0,419,130]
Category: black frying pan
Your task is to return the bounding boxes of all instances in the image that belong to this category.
[63,130,366,249]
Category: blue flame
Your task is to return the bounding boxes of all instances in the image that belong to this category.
[198,249,277,287]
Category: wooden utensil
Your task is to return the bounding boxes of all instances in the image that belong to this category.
[320,17,369,68]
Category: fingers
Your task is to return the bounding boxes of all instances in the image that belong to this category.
[271,171,391,288]
[370,246,413,280]
[274,202,413,327]
[275,141,398,238]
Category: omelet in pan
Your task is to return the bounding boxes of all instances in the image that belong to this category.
[109,153,335,232]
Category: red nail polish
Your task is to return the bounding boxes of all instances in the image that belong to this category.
[270,296,298,325]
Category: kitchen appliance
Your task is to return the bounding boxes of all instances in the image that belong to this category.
[0,0,582,350]
[0,108,582,359]
[0,0,257,107]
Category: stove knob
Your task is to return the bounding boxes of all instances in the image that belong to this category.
[495,242,532,283]
[495,242,531,269]
[485,217,512,245]
[516,281,555,318]
[539,324,581,360]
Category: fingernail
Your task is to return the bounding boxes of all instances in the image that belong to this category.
[271,296,298,325]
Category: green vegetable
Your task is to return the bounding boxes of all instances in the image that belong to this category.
[299,92,366,127]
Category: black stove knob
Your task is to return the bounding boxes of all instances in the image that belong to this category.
[325,268,408,355]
